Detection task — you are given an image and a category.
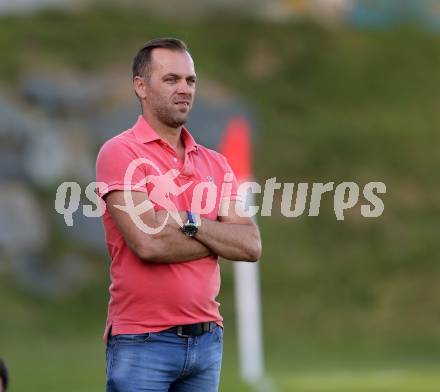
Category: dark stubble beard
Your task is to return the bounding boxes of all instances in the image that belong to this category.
[148,92,191,128]
[154,105,187,128]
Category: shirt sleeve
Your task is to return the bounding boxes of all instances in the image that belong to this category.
[95,139,148,200]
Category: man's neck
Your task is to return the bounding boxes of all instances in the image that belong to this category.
[142,112,183,151]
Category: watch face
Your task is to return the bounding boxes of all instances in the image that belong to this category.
[183,223,198,237]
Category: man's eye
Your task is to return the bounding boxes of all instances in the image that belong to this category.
[165,78,176,83]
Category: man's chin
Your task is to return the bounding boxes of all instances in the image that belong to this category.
[157,107,190,128]
[173,112,190,125]
[164,117,187,129]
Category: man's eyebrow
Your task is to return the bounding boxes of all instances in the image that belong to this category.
[162,73,179,78]
[162,73,197,79]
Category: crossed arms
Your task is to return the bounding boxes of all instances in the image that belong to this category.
[105,191,262,264]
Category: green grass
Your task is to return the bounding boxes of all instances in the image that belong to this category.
[3,332,440,392]
[1,6,440,391]
[278,369,440,392]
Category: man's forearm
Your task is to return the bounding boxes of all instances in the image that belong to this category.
[136,212,213,264]
[147,226,213,263]
[195,218,261,262]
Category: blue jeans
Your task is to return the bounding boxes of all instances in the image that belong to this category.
[106,326,223,392]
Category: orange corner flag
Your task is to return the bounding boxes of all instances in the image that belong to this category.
[218,117,253,182]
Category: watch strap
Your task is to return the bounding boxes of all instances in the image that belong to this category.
[187,211,195,224]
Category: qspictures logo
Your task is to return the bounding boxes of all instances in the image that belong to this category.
[54,158,386,234]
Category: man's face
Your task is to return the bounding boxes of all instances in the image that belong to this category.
[142,48,196,128]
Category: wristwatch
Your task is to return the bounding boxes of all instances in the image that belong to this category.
[181,211,200,237]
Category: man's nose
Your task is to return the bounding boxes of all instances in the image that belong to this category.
[176,80,193,95]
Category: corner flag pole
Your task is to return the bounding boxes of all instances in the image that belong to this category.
[219,117,266,386]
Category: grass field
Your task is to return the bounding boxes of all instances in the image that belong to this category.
[2,332,440,391]
[2,327,440,392]
[2,266,440,391]
[1,6,440,391]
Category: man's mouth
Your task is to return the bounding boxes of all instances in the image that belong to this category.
[174,101,190,110]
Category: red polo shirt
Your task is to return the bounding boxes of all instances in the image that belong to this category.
[96,115,240,340]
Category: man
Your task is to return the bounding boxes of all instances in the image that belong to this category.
[0,359,8,392]
[96,37,261,392]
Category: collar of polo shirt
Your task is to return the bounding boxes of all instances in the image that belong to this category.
[132,115,198,154]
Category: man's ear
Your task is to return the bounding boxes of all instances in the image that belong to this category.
[133,76,147,99]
